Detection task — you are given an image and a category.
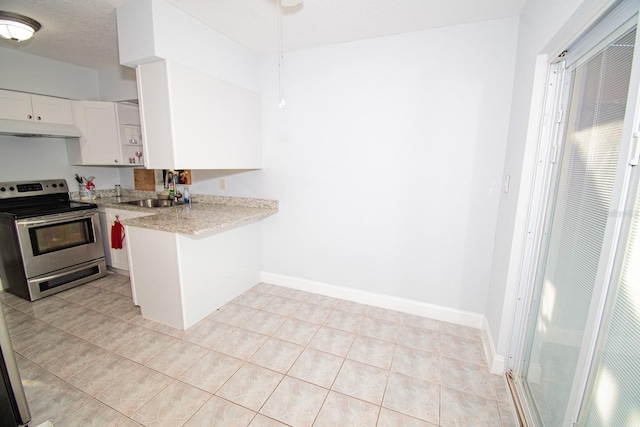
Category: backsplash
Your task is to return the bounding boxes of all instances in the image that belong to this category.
[193,194,278,209]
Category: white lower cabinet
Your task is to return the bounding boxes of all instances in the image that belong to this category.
[98,208,153,272]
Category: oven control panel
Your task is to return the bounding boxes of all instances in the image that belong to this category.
[0,179,68,199]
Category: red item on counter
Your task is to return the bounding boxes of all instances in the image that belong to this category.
[111,216,125,249]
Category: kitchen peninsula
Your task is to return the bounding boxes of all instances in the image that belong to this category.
[111,0,273,329]
[92,193,278,329]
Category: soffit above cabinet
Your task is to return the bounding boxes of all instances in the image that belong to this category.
[117,0,260,92]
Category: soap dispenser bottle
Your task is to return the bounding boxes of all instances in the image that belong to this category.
[183,186,190,204]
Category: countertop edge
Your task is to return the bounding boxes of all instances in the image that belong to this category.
[78,192,279,236]
[123,209,278,236]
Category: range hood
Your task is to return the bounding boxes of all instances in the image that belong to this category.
[0,118,82,138]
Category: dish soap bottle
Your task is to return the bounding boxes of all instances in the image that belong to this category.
[168,184,175,200]
[183,186,190,204]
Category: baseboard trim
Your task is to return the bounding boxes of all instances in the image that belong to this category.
[482,316,506,374]
[260,272,507,370]
[260,271,485,328]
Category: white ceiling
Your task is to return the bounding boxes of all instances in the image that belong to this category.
[0,0,526,70]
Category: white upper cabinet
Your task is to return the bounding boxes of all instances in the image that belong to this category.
[68,101,120,165]
[137,60,262,169]
[0,89,73,124]
[67,101,143,166]
[31,95,75,124]
[0,91,32,121]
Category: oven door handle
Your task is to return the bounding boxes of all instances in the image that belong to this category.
[16,210,98,226]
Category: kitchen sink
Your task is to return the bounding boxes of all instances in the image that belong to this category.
[123,198,184,208]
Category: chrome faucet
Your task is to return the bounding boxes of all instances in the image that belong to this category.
[164,170,174,189]
[164,170,182,202]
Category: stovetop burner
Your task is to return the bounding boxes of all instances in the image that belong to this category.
[1,200,97,219]
[0,179,97,219]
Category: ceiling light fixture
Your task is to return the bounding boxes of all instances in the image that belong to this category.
[0,11,41,42]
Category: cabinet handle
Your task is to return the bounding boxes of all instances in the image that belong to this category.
[115,159,119,163]
[37,116,42,121]
[27,114,32,119]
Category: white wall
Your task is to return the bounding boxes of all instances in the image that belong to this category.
[0,136,121,190]
[218,17,519,314]
[484,0,617,369]
[0,47,100,99]
[0,47,139,102]
[98,66,138,101]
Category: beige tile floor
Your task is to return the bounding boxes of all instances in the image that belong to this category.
[0,273,518,426]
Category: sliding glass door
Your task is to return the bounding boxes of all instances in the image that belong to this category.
[580,151,640,426]
[511,4,640,425]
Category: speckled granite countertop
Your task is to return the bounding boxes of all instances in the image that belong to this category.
[73,190,278,236]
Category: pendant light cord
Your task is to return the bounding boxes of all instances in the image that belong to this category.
[277,0,285,108]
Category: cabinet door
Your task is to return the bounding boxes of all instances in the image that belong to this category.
[30,95,74,124]
[0,90,33,122]
[102,208,153,271]
[71,101,121,165]
[110,211,131,270]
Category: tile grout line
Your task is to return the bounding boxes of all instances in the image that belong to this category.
[3,286,201,425]
[3,278,513,426]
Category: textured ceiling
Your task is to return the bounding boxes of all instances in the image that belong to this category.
[0,0,526,70]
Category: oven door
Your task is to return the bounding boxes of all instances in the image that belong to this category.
[15,210,105,278]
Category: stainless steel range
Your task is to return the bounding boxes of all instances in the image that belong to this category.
[0,179,107,301]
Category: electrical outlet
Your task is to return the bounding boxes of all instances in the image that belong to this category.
[220,178,226,190]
